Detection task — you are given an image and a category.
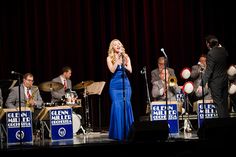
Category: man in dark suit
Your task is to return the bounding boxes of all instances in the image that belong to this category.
[51,66,72,103]
[197,35,229,118]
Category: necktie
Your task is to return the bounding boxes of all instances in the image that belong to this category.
[64,80,67,90]
[27,89,31,98]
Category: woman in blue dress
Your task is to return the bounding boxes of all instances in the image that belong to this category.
[106,39,134,141]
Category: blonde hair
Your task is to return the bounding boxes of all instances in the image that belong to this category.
[107,39,126,64]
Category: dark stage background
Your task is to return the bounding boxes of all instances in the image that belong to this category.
[1,0,236,129]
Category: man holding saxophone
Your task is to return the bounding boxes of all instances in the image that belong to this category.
[5,73,43,134]
[5,73,43,109]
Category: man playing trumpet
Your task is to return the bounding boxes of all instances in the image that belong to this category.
[151,68,181,101]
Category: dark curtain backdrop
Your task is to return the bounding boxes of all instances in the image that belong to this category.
[1,0,236,129]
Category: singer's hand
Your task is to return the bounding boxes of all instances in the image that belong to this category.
[115,57,122,65]
[123,55,128,66]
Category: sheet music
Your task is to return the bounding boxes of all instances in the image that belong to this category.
[86,81,106,95]
[9,80,17,89]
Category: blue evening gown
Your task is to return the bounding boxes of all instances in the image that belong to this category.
[108,65,134,141]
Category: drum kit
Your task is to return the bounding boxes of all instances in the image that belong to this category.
[73,80,94,132]
[37,80,94,134]
[73,80,94,90]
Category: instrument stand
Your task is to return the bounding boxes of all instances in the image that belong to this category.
[86,81,106,133]
[79,125,86,135]
[140,66,151,115]
[180,94,194,133]
[0,122,5,149]
[83,87,92,133]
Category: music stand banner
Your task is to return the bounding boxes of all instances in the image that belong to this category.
[6,110,33,144]
[197,100,218,128]
[150,101,179,134]
[50,108,73,140]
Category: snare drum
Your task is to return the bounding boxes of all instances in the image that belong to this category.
[72,112,81,135]
[65,91,78,105]
[43,102,55,107]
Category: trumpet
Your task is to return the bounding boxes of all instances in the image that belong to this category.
[168,76,177,87]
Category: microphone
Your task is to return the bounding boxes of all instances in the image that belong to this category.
[140,66,146,74]
[198,62,205,72]
[11,71,23,76]
[160,48,168,58]
[119,49,123,57]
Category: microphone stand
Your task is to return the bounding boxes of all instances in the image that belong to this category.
[161,48,169,123]
[121,55,126,141]
[164,58,169,123]
[200,69,205,121]
[141,67,151,114]
[17,74,23,146]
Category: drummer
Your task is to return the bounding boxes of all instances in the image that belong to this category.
[51,66,75,104]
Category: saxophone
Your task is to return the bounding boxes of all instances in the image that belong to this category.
[26,86,39,111]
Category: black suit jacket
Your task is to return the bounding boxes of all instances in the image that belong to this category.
[202,47,228,89]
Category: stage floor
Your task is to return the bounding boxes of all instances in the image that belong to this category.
[1,115,236,156]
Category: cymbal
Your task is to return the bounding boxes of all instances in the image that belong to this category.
[38,81,64,92]
[73,80,94,90]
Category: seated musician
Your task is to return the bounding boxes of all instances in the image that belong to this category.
[5,73,43,109]
[190,54,212,112]
[151,56,176,85]
[151,68,181,101]
[5,73,43,133]
[51,66,78,105]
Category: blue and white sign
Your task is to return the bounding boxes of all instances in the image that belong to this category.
[6,110,33,144]
[197,100,218,128]
[151,101,179,134]
[50,107,73,140]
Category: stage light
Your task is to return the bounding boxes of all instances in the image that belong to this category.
[227,65,236,77]
[229,83,236,95]
[183,81,194,94]
[180,68,191,80]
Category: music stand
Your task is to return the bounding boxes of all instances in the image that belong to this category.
[0,107,32,145]
[0,79,17,108]
[35,105,72,142]
[0,79,17,89]
[86,81,106,132]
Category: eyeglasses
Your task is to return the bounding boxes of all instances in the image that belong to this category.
[26,79,34,82]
